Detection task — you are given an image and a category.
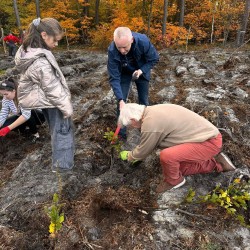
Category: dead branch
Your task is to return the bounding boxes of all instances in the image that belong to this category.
[78,225,103,249]
[182,220,229,244]
[176,208,213,221]
[110,147,114,169]
[95,143,110,157]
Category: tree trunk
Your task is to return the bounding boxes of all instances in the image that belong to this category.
[13,0,22,35]
[35,0,41,18]
[210,2,216,44]
[185,26,191,52]
[223,0,238,46]
[178,0,185,27]
[84,0,89,17]
[81,0,90,43]
[223,14,232,46]
[1,27,7,54]
[162,0,169,35]
[236,0,250,47]
[142,0,147,16]
[94,0,100,25]
[147,0,154,37]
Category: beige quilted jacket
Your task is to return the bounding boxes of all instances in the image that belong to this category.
[15,46,73,118]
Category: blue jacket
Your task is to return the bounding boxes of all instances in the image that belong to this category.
[107,32,159,100]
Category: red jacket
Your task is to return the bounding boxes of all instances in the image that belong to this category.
[4,34,20,44]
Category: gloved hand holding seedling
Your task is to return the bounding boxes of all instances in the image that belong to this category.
[120,150,142,167]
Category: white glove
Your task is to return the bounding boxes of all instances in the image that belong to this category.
[132,69,143,80]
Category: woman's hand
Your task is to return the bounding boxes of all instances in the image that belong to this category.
[0,126,11,136]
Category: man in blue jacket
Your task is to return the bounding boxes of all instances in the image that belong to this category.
[107,27,159,140]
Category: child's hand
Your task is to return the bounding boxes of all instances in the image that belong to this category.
[0,126,11,136]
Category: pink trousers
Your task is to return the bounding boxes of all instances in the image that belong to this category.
[160,133,223,185]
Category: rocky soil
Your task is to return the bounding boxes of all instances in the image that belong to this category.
[0,47,249,250]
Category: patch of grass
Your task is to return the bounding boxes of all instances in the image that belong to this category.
[202,242,222,250]
[0,69,6,76]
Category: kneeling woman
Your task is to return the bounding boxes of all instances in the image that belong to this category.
[0,78,45,140]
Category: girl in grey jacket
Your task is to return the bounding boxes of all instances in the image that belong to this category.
[14,17,75,171]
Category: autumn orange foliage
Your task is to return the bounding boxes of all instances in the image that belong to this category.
[0,0,247,49]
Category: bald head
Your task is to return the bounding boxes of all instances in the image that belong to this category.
[114,27,132,40]
[113,27,133,55]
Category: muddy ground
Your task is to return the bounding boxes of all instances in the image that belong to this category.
[0,47,249,250]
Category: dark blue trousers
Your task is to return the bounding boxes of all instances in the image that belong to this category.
[118,73,149,139]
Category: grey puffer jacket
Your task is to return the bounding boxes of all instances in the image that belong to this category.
[15,46,73,118]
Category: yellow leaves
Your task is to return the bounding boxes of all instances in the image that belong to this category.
[234,178,241,184]
[220,190,228,198]
[90,23,113,50]
[81,16,93,29]
[45,193,65,238]
[184,0,244,42]
[49,223,56,234]
[4,0,247,47]
[199,178,250,227]
[91,5,145,49]
[130,17,146,32]
[218,190,231,204]
[157,24,193,47]
[78,0,90,7]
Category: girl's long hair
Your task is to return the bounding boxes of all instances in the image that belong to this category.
[22,17,63,52]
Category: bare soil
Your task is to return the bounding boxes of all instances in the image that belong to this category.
[0,48,249,250]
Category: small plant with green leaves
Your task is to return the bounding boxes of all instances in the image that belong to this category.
[201,242,222,250]
[44,170,65,238]
[44,193,65,238]
[104,129,123,154]
[199,178,250,227]
[184,187,196,203]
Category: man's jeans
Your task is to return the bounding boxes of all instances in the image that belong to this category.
[42,108,75,170]
[118,73,149,138]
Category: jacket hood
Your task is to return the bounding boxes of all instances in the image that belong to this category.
[15,46,53,73]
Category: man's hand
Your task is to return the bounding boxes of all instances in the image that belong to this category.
[119,99,126,110]
[132,69,143,80]
[0,126,11,136]
[120,150,129,161]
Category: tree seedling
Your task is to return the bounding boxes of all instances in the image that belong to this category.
[185,177,250,227]
[104,129,123,154]
[44,193,65,238]
[44,169,65,238]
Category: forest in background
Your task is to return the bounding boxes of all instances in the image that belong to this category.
[0,0,250,50]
